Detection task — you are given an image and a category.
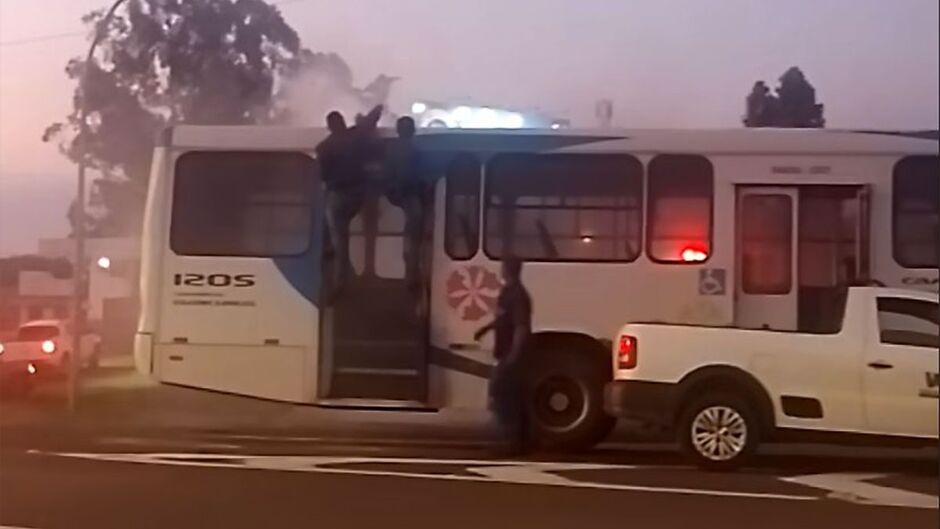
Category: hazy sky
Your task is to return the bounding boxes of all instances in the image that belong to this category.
[1,0,938,254]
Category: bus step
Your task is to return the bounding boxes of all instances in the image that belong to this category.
[315,398,437,412]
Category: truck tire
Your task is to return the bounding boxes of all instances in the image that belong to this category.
[677,392,760,471]
[525,348,615,452]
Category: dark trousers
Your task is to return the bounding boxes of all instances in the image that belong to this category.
[489,360,527,448]
[325,188,365,290]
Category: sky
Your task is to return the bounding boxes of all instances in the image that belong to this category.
[0,0,938,255]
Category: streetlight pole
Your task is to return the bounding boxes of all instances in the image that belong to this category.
[69,0,128,412]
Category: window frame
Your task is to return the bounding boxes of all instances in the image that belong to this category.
[876,296,939,349]
[645,154,715,265]
[170,150,317,259]
[444,153,483,261]
[482,152,644,263]
[892,155,939,269]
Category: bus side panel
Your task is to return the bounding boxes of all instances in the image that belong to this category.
[150,149,321,403]
[135,145,171,376]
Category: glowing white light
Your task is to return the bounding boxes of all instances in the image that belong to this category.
[580,235,594,243]
[503,112,525,129]
[473,107,499,128]
[0,343,5,356]
[551,123,562,130]
[27,363,37,375]
[411,102,427,114]
[681,248,708,262]
[41,340,56,354]
[97,256,111,270]
[452,106,473,123]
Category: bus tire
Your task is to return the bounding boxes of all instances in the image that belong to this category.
[525,348,614,452]
[677,392,760,471]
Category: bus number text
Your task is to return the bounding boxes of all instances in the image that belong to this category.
[174,273,256,288]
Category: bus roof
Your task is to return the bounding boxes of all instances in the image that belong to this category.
[163,126,940,157]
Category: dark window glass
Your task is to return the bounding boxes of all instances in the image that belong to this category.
[445,154,482,260]
[17,325,59,341]
[893,156,939,268]
[742,194,792,294]
[171,151,316,257]
[647,155,714,263]
[484,154,643,262]
[877,297,939,348]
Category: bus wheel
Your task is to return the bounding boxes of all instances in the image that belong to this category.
[526,349,615,452]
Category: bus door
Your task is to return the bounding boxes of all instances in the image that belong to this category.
[317,187,430,406]
[735,187,799,330]
[736,185,872,331]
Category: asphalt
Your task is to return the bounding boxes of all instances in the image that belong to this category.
[0,362,937,529]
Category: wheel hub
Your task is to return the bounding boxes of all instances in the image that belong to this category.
[532,375,589,433]
[691,405,747,462]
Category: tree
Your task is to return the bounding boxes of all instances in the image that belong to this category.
[744,67,825,128]
[44,0,305,236]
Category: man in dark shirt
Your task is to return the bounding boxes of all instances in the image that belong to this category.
[474,258,532,454]
[385,116,425,292]
[315,106,383,298]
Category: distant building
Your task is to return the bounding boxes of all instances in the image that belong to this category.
[0,237,139,355]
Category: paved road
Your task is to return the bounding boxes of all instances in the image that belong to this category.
[1,426,936,529]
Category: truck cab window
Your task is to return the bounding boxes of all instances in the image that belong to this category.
[877,297,939,349]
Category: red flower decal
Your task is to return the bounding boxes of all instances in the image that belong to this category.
[446,266,500,321]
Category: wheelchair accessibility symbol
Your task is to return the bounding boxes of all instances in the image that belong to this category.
[699,269,727,296]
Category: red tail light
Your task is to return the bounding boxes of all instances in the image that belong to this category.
[618,334,638,369]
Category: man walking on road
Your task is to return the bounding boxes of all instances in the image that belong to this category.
[474,258,532,455]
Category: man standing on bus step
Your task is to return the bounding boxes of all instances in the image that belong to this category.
[385,116,426,293]
[316,105,383,301]
[474,258,533,455]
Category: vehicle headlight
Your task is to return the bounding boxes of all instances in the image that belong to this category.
[41,340,56,354]
[411,102,428,114]
[0,343,5,356]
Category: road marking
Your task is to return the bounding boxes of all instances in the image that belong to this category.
[38,451,816,503]
[783,472,938,510]
[97,437,242,450]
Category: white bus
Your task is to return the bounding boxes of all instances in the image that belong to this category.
[135,127,938,450]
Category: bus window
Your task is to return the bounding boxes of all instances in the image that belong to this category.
[893,156,939,269]
[171,151,316,257]
[484,154,642,262]
[742,194,792,294]
[647,155,714,263]
[444,154,482,260]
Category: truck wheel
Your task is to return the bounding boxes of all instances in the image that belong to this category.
[525,348,615,452]
[677,392,759,471]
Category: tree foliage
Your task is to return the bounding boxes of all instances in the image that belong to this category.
[744,67,825,128]
[45,0,318,236]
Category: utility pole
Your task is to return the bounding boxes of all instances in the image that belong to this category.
[69,0,128,412]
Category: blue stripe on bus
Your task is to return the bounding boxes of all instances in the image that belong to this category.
[273,198,324,308]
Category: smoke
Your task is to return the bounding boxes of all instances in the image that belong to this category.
[279,52,399,127]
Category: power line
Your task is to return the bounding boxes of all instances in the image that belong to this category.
[0,0,310,48]
[0,30,85,48]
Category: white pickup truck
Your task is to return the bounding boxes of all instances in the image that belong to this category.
[0,320,100,393]
[604,287,939,470]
